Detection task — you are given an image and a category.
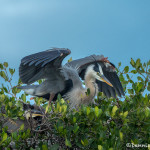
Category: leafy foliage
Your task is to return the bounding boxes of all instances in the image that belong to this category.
[0,59,150,150]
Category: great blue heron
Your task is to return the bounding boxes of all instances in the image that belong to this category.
[18,48,124,107]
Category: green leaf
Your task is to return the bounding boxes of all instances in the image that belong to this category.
[126,74,130,80]
[0,63,3,69]
[62,105,67,113]
[147,82,150,91]
[58,106,62,113]
[68,57,72,62]
[112,106,118,117]
[60,98,65,104]
[57,94,61,101]
[81,139,88,146]
[136,58,141,68]
[137,82,143,92]
[21,94,26,102]
[118,62,121,67]
[86,107,91,115]
[2,133,7,142]
[85,88,90,96]
[147,60,150,66]
[73,117,76,123]
[81,139,84,145]
[95,106,99,117]
[42,144,48,150]
[3,62,8,68]
[3,86,8,93]
[124,66,129,73]
[0,94,5,100]
[18,78,22,84]
[145,107,150,117]
[58,126,63,132]
[12,87,18,94]
[65,139,72,147]
[9,68,15,75]
[130,58,135,67]
[20,124,24,131]
[99,109,102,116]
[119,131,123,141]
[38,79,42,84]
[128,89,134,95]
[98,145,103,150]
[9,102,13,107]
[123,111,128,118]
[45,104,49,113]
[73,124,79,133]
[18,111,24,117]
[131,70,137,74]
[137,76,143,82]
[0,71,7,80]
[12,132,17,140]
[119,74,125,82]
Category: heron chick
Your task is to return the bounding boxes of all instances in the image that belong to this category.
[18,48,124,107]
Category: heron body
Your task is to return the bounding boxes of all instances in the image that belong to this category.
[63,65,99,107]
[18,48,124,107]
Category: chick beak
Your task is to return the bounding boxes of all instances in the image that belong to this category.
[25,111,43,120]
[31,114,44,117]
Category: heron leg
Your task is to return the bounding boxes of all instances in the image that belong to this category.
[48,93,55,105]
[44,93,55,114]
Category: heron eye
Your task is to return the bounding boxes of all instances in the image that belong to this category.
[97,72,101,77]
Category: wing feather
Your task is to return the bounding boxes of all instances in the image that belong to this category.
[103,71,121,97]
[66,54,124,98]
[22,50,58,64]
[19,48,71,84]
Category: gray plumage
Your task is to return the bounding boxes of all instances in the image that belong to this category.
[18,48,124,107]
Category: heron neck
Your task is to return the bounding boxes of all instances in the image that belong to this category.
[65,72,97,107]
[83,75,97,103]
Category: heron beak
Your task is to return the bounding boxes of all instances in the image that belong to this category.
[101,75,113,87]
[96,73,113,87]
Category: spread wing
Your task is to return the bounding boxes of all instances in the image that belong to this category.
[66,54,105,73]
[19,48,71,84]
[66,55,124,98]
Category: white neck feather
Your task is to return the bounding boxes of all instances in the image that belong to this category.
[64,65,98,107]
